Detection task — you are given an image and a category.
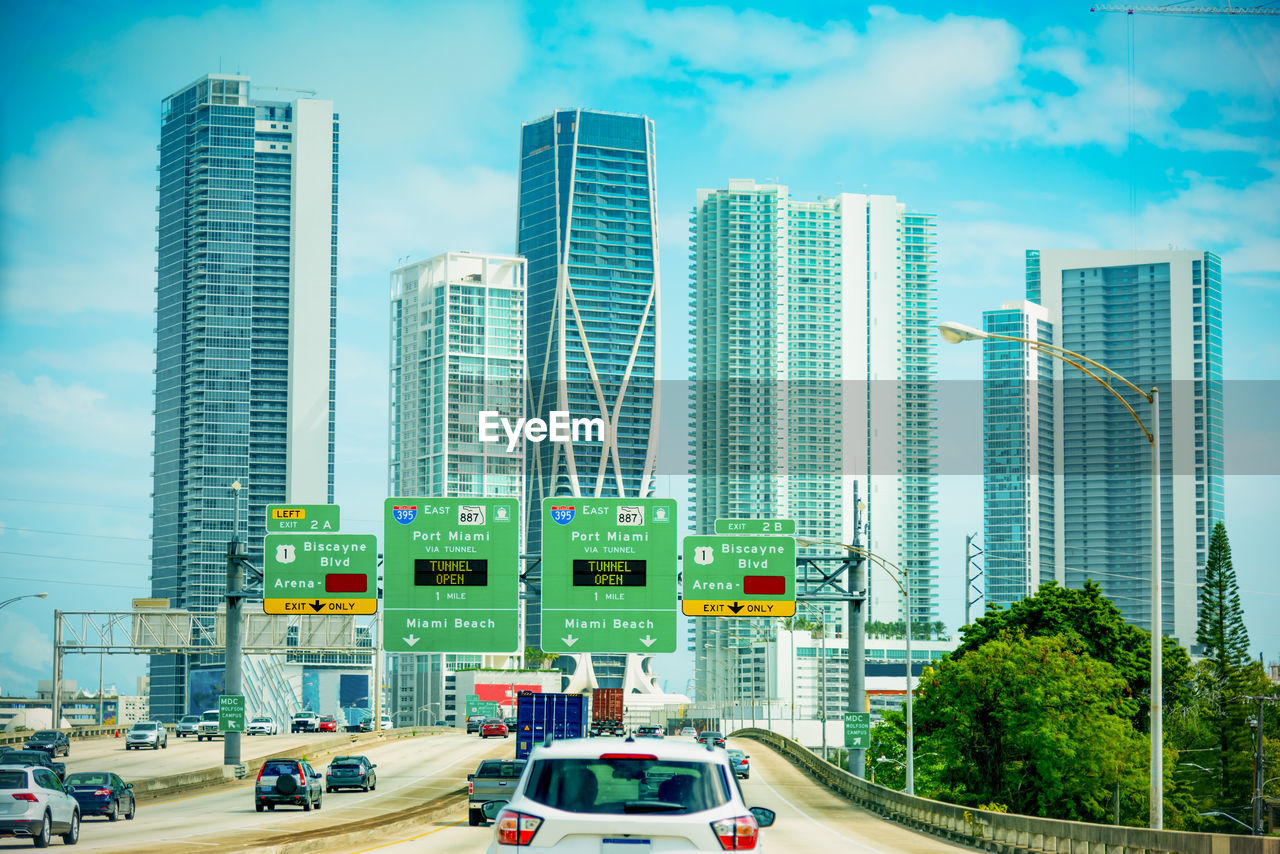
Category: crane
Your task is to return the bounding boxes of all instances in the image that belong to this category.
[252,86,319,97]
[1090,3,1279,14]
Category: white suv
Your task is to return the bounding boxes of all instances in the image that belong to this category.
[125,720,168,750]
[0,764,81,846]
[482,738,775,852]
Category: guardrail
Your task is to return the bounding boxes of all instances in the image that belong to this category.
[732,728,1280,854]
[0,723,176,747]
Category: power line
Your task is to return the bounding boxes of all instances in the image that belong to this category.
[0,574,147,592]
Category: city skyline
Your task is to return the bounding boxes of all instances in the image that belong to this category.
[1,1,1277,697]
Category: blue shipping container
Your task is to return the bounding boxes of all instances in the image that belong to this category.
[515,691,586,760]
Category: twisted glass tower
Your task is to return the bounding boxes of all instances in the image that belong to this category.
[518,110,660,691]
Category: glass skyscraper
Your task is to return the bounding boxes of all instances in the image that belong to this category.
[981,300,1055,609]
[981,250,1224,644]
[689,180,939,706]
[150,74,338,720]
[387,251,526,725]
[517,109,660,692]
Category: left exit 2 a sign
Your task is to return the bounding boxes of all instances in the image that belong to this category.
[266,504,340,533]
[264,533,377,615]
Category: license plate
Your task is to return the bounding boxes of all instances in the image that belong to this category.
[602,840,651,854]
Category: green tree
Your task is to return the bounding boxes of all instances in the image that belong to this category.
[914,632,1146,822]
[1196,522,1250,681]
[954,580,1190,731]
[524,646,555,669]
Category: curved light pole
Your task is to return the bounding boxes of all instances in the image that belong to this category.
[0,592,48,612]
[938,320,1164,829]
[799,538,915,794]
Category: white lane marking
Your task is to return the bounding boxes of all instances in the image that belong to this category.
[751,768,890,854]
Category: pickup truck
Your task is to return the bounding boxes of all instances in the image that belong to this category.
[196,709,223,741]
[291,711,319,733]
[466,758,525,826]
[0,748,67,781]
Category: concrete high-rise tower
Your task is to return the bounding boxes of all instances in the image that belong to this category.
[689,180,939,705]
[150,74,338,721]
[518,109,661,693]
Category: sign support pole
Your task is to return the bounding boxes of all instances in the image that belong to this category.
[224,537,244,768]
[849,495,866,778]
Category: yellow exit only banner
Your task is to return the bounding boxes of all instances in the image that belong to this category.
[263,598,377,615]
[682,599,795,617]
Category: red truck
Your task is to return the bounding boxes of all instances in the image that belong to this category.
[589,688,625,736]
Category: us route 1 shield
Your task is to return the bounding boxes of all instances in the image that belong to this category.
[382,497,519,654]
[540,497,678,654]
[682,535,796,617]
[264,533,377,615]
[266,503,341,533]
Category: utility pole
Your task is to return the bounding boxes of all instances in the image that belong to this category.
[223,536,245,768]
[849,494,867,778]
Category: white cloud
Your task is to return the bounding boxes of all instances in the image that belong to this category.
[0,612,52,687]
[0,371,153,455]
[24,340,155,377]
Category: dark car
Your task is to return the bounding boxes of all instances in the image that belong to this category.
[255,758,323,812]
[697,730,726,748]
[727,748,750,779]
[325,755,376,792]
[22,731,69,758]
[635,725,664,739]
[0,750,66,781]
[63,771,136,821]
[465,714,488,734]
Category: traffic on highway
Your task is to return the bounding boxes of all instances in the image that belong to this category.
[0,723,979,853]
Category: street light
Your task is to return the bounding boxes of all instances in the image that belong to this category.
[0,592,48,611]
[799,538,915,794]
[938,319,1165,830]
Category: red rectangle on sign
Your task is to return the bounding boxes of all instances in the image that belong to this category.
[743,575,785,595]
[325,573,367,593]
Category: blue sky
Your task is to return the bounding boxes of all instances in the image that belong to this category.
[1,1,1277,697]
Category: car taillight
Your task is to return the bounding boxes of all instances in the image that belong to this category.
[494,809,542,846]
[94,788,112,796]
[711,815,759,850]
[256,767,264,781]
[468,780,474,795]
[297,774,307,788]
[11,793,38,802]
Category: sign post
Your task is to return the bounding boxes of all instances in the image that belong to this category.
[219,694,246,733]
[266,504,341,533]
[540,498,678,654]
[682,535,795,618]
[382,498,519,653]
[264,533,378,615]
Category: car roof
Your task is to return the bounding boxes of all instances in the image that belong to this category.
[526,737,729,763]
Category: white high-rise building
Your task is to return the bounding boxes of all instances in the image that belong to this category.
[388,250,527,725]
[689,180,938,705]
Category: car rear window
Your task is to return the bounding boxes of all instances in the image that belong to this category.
[66,773,109,786]
[525,757,730,815]
[331,762,362,772]
[476,760,524,778]
[261,760,301,776]
[0,770,28,789]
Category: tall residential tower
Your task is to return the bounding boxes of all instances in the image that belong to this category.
[689,180,939,707]
[981,250,1224,644]
[150,74,338,720]
[387,251,527,724]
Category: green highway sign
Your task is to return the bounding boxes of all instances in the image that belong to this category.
[382,497,519,654]
[713,519,796,536]
[267,504,341,533]
[682,535,795,617]
[843,712,871,749]
[465,697,500,716]
[264,533,377,615]
[540,497,678,654]
[219,694,245,733]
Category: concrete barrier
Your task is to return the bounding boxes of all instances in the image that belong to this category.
[732,728,1280,854]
